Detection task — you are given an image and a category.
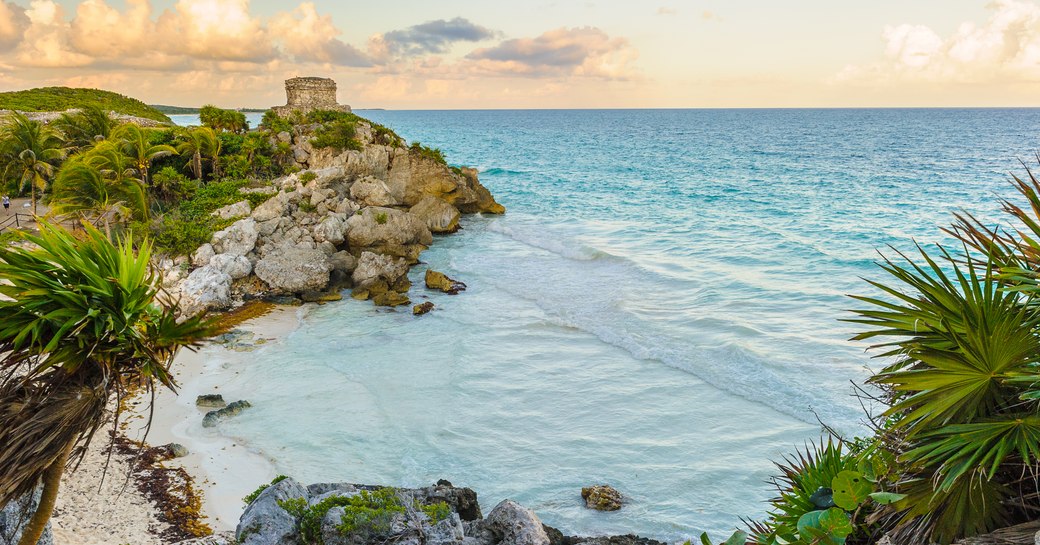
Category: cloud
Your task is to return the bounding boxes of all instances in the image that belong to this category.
[656,7,677,16]
[465,27,638,79]
[379,17,497,56]
[835,0,1040,85]
[0,1,27,50]
[268,2,370,66]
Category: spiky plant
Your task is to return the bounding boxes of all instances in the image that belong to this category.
[849,239,1040,543]
[0,223,216,545]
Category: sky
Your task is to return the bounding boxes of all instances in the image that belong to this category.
[0,0,1037,108]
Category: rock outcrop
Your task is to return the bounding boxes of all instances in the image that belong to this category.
[202,400,252,428]
[0,482,53,545]
[173,117,504,315]
[236,479,659,545]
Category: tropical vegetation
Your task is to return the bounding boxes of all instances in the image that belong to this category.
[0,224,215,545]
[0,87,171,122]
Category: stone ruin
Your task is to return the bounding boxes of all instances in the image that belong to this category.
[271,77,350,118]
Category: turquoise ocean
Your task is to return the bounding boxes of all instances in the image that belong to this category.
[173,109,1040,540]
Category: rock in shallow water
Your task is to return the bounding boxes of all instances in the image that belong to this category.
[425,270,466,294]
[413,301,435,315]
[581,485,623,511]
[196,394,226,408]
[202,400,252,428]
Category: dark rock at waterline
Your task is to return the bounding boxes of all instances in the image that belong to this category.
[196,394,226,408]
[581,485,623,511]
[202,400,252,428]
[165,443,190,458]
[425,269,466,294]
[237,477,661,545]
[413,301,435,316]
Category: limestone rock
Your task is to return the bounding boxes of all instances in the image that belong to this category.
[210,253,252,280]
[314,214,347,245]
[372,291,410,307]
[165,443,190,458]
[192,243,215,267]
[484,499,550,545]
[352,251,409,291]
[0,482,54,545]
[413,301,434,316]
[179,265,232,317]
[255,248,332,293]
[329,251,358,274]
[212,200,251,220]
[196,394,226,408]
[236,477,307,545]
[581,485,623,511]
[350,176,400,207]
[212,218,259,257]
[202,400,252,428]
[426,270,467,294]
[252,192,289,222]
[386,151,505,214]
[346,207,432,262]
[410,196,461,233]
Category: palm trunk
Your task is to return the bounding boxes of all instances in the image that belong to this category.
[193,152,202,181]
[30,181,36,216]
[17,442,72,545]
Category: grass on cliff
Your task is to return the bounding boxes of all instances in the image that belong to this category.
[0,87,172,122]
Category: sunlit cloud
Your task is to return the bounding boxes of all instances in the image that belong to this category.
[835,0,1040,85]
[466,27,638,79]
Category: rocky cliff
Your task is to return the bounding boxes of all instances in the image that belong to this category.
[166,120,504,316]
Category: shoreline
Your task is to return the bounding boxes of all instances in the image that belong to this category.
[136,303,309,532]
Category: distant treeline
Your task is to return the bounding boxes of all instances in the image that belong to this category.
[151,105,267,115]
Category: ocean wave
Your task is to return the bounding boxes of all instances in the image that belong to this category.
[487,222,620,262]
[479,167,528,176]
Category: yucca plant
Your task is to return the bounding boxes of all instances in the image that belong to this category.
[849,237,1040,542]
[0,223,216,545]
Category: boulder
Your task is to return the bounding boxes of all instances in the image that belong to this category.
[314,215,348,245]
[413,302,434,316]
[165,443,190,458]
[0,482,54,545]
[252,192,289,222]
[210,253,252,280]
[202,400,252,428]
[212,200,251,220]
[236,477,307,545]
[410,196,461,233]
[581,485,622,511]
[179,265,232,316]
[255,248,332,293]
[212,218,259,257]
[196,394,226,408]
[371,291,410,307]
[329,251,358,274]
[425,270,467,294]
[192,243,215,267]
[346,207,432,262]
[352,252,409,292]
[458,168,506,215]
[350,176,400,207]
[484,500,550,545]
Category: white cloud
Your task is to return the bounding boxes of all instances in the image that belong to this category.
[836,0,1040,84]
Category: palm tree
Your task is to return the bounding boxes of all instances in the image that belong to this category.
[112,124,175,186]
[0,223,215,545]
[175,126,220,181]
[53,106,115,151]
[50,157,147,237]
[0,113,63,215]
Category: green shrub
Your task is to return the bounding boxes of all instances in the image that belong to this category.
[260,109,293,134]
[409,142,447,165]
[244,475,291,505]
[299,171,317,183]
[310,119,362,152]
[144,179,273,256]
[374,212,388,225]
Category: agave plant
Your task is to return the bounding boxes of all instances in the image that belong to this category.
[849,178,1040,543]
[0,223,216,545]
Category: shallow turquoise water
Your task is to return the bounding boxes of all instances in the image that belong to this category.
[201,109,1040,540]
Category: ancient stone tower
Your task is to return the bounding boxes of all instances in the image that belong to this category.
[272,77,350,117]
